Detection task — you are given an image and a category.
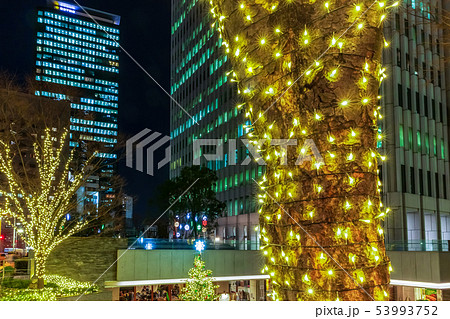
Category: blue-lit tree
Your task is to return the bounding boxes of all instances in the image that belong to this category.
[154,166,226,238]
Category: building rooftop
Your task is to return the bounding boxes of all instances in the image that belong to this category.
[46,0,121,25]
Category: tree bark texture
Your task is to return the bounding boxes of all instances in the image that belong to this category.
[209,0,391,300]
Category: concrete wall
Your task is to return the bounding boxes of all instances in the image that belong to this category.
[44,238,450,294]
[387,251,450,283]
[115,249,449,284]
[116,250,264,281]
[46,237,127,287]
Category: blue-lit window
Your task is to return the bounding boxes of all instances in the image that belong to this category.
[238,125,243,137]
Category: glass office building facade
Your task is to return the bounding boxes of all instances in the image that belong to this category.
[381,0,450,248]
[35,1,120,205]
[170,0,260,246]
[380,0,450,300]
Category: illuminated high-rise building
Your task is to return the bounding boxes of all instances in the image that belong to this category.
[170,0,261,246]
[382,0,450,246]
[380,0,450,300]
[35,0,120,207]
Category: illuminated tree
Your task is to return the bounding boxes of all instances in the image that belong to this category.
[179,255,219,301]
[0,129,96,285]
[0,74,124,288]
[209,0,398,300]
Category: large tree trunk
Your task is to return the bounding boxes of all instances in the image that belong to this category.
[33,250,49,289]
[210,0,390,300]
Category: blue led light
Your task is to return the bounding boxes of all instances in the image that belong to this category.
[195,240,205,253]
[57,2,78,14]
[59,7,75,14]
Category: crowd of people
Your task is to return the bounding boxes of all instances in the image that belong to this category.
[227,290,250,301]
[119,290,135,301]
[119,284,254,301]
[119,285,181,301]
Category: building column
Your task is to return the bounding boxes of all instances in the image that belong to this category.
[249,280,257,301]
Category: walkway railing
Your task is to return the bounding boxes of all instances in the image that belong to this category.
[386,240,450,252]
[130,238,450,252]
[128,238,260,251]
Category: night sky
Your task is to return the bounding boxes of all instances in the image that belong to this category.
[0,0,172,226]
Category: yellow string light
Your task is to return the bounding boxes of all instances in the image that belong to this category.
[0,129,103,278]
[209,0,393,301]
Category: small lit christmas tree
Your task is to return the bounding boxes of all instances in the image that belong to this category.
[180,255,219,301]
